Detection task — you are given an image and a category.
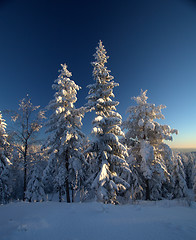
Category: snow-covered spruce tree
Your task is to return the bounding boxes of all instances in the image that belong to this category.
[180,152,195,189]
[25,144,48,202]
[9,95,45,201]
[0,112,11,204]
[42,152,56,197]
[85,41,130,204]
[26,163,45,202]
[43,63,86,203]
[124,149,144,201]
[123,90,179,200]
[172,152,188,198]
[194,164,196,201]
[9,144,24,200]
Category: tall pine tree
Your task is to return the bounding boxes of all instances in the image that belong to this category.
[85,41,130,204]
[43,64,86,202]
[123,90,179,200]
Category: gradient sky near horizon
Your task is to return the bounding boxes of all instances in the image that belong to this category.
[0,0,196,148]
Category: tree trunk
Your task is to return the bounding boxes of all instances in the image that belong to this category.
[59,187,62,202]
[72,188,75,203]
[146,179,150,200]
[23,142,28,201]
[65,177,70,203]
[65,150,70,203]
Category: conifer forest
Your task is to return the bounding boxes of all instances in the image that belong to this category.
[0,41,196,205]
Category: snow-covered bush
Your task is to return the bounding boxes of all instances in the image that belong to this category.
[9,145,24,200]
[26,163,45,202]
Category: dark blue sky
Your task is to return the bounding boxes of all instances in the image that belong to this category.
[0,0,196,148]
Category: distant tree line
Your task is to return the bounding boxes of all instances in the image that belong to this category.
[0,41,196,204]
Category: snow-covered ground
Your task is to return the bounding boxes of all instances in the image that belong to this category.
[0,200,196,240]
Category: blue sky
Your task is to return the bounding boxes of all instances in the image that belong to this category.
[0,0,196,148]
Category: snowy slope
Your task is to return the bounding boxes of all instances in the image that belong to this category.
[0,201,196,240]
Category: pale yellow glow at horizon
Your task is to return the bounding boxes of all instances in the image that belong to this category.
[168,139,196,149]
[166,130,196,149]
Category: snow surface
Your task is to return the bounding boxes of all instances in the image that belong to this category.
[0,200,196,240]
